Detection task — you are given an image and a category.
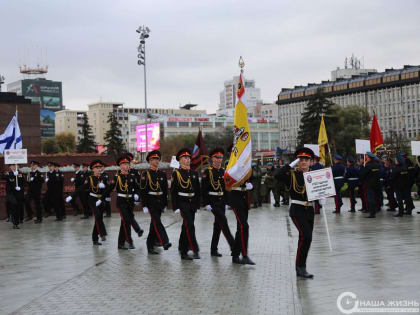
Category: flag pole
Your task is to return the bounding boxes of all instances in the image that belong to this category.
[321,205,333,252]
[15,108,18,188]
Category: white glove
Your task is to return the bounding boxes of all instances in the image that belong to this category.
[225,205,229,211]
[45,178,49,183]
[30,177,34,181]
[134,194,139,201]
[245,182,253,190]
[175,209,180,214]
[15,186,21,191]
[319,198,326,205]
[163,207,167,213]
[290,158,300,168]
[205,205,212,211]
[105,197,111,202]
[196,209,200,213]
[65,196,72,203]
[143,207,149,214]
[70,178,75,182]
[13,170,18,176]
[98,182,105,189]
[96,200,102,207]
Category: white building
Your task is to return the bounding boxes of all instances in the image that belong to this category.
[55,109,87,143]
[277,65,420,151]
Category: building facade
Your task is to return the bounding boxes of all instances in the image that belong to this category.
[55,110,87,143]
[276,65,420,151]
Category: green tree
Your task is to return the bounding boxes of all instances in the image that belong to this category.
[76,113,96,153]
[297,89,339,147]
[104,112,124,159]
[56,132,76,153]
[42,138,59,154]
[203,127,232,151]
[159,134,196,161]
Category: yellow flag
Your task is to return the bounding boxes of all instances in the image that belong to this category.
[318,115,328,165]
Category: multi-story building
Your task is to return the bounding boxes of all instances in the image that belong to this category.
[54,109,87,143]
[218,76,263,117]
[276,65,420,151]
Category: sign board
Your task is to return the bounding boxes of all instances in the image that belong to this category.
[170,156,179,169]
[304,144,320,156]
[4,149,28,164]
[303,167,336,201]
[136,122,160,152]
[355,139,370,154]
[411,141,420,156]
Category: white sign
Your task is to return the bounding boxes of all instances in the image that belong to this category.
[4,149,27,164]
[411,141,420,156]
[355,139,370,154]
[304,144,320,156]
[169,156,179,169]
[303,167,336,201]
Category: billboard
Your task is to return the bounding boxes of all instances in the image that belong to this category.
[136,123,160,152]
[40,109,56,138]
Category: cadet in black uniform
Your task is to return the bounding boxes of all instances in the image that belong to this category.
[69,163,81,216]
[275,147,315,278]
[81,163,92,218]
[171,148,201,260]
[139,150,171,254]
[25,161,44,223]
[54,163,66,220]
[391,154,409,217]
[359,152,381,218]
[67,160,108,245]
[100,163,112,217]
[108,155,141,250]
[201,148,235,257]
[344,156,359,212]
[6,164,25,229]
[43,162,56,218]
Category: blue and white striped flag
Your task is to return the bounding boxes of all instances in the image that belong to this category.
[0,114,22,154]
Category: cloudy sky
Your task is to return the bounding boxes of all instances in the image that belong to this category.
[1,0,419,113]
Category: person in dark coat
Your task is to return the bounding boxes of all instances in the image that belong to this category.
[344,156,359,212]
[359,152,381,218]
[332,154,345,213]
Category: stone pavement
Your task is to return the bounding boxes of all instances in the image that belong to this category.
[1,198,420,315]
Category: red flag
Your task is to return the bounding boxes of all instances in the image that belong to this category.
[190,128,209,170]
[369,114,384,154]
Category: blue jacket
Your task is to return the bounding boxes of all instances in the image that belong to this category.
[332,162,346,187]
[310,162,323,171]
[344,165,359,188]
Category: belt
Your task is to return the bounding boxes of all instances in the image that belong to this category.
[231,187,247,191]
[89,193,102,198]
[178,192,195,197]
[148,191,163,196]
[208,191,224,196]
[348,178,358,180]
[334,176,344,179]
[117,193,133,198]
[291,199,313,207]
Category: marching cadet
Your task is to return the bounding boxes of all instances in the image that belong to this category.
[25,161,44,223]
[109,155,142,250]
[69,163,81,216]
[383,156,396,211]
[344,156,359,212]
[404,154,417,215]
[359,152,381,218]
[275,147,315,278]
[276,159,289,205]
[332,154,345,214]
[54,162,66,220]
[6,164,25,229]
[250,161,262,208]
[201,148,234,257]
[263,162,281,207]
[171,148,201,260]
[81,163,92,218]
[356,156,368,212]
[139,150,172,255]
[391,154,410,217]
[43,162,57,218]
[100,163,112,217]
[66,160,108,245]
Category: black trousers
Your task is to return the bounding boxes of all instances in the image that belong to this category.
[366,188,376,216]
[405,183,415,213]
[25,191,42,220]
[348,186,357,210]
[104,198,111,216]
[8,194,24,226]
[58,190,66,218]
[290,205,314,268]
[385,186,396,210]
[89,197,107,241]
[178,201,199,254]
[81,191,91,217]
[395,189,410,215]
[230,191,249,257]
[118,200,134,246]
[210,202,234,253]
[43,190,62,218]
[146,205,169,249]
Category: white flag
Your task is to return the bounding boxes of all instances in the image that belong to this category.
[0,114,22,154]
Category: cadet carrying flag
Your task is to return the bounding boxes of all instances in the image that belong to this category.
[0,112,22,155]
[190,128,209,170]
[318,115,328,165]
[224,70,252,191]
[369,113,384,154]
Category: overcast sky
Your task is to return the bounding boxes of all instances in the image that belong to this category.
[1,0,420,113]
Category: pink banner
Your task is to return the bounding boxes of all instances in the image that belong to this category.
[136,123,160,152]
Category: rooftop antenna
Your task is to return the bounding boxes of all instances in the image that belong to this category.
[19,45,48,79]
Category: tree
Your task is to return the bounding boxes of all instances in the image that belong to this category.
[56,132,76,153]
[159,134,196,161]
[76,113,96,153]
[104,112,124,159]
[42,138,59,154]
[203,127,233,151]
[297,89,339,147]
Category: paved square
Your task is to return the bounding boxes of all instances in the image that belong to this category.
[1,198,420,314]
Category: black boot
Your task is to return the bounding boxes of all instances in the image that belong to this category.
[163,243,172,250]
[273,203,280,207]
[242,256,256,265]
[296,267,313,278]
[192,252,201,259]
[137,229,144,238]
[181,253,193,260]
[148,248,159,255]
[211,250,222,257]
[93,241,102,246]
[129,243,135,249]
[232,256,245,264]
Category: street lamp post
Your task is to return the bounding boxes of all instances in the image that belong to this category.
[136,25,151,159]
